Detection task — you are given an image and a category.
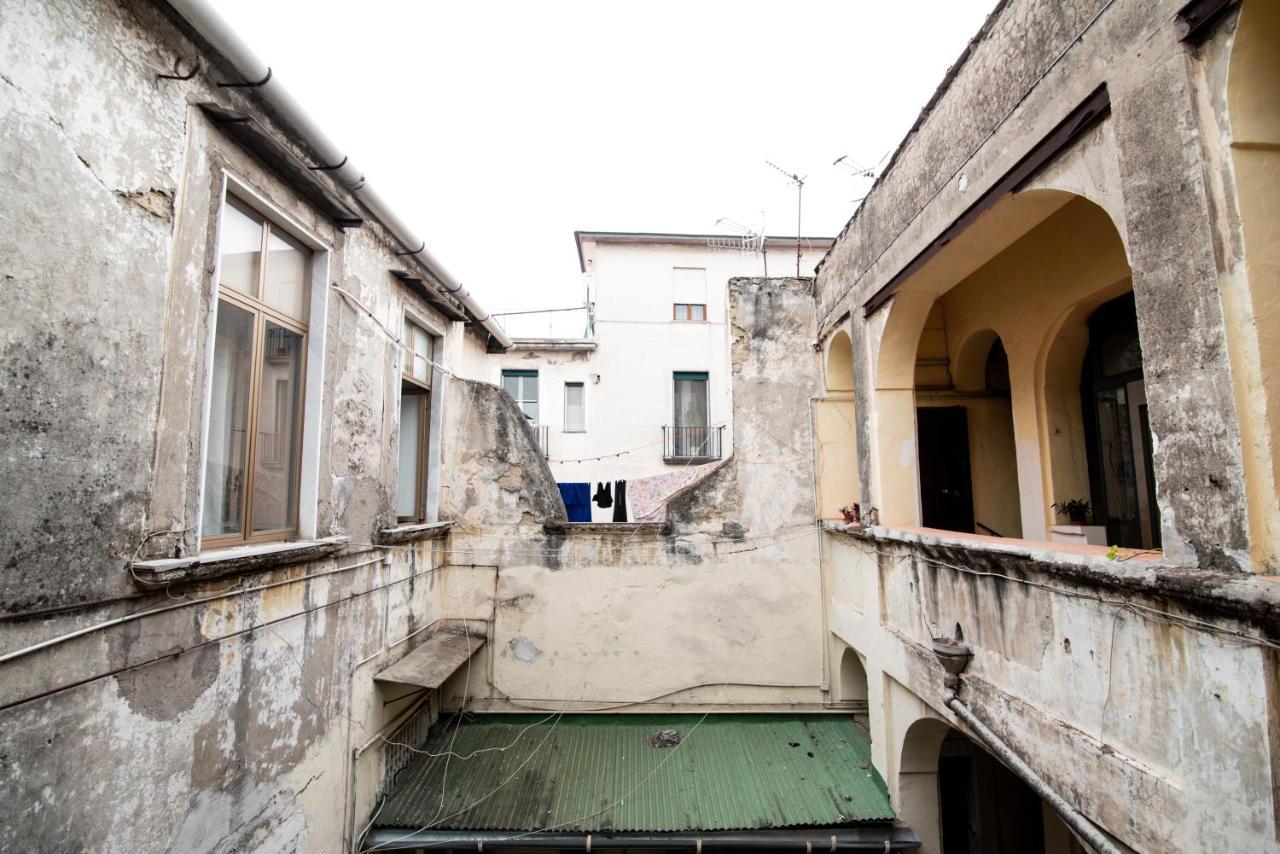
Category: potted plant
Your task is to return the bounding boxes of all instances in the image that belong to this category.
[1052,498,1092,525]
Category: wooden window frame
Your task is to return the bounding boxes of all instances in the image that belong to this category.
[398,316,435,523]
[203,195,311,550]
[673,303,707,321]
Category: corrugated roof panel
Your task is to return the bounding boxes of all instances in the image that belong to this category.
[375,714,894,834]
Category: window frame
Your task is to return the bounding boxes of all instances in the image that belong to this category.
[198,173,331,551]
[673,303,708,322]
[502,369,540,424]
[563,381,586,433]
[397,313,440,524]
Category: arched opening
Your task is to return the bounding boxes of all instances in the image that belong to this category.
[1225,1,1280,568]
[899,717,1083,854]
[914,326,1022,538]
[837,646,869,704]
[816,329,859,517]
[826,330,854,392]
[872,190,1145,545]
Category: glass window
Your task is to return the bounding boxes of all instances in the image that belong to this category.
[397,390,427,521]
[251,322,304,533]
[202,194,312,547]
[263,228,310,322]
[219,198,263,296]
[564,382,585,432]
[403,318,433,387]
[674,303,707,322]
[398,318,436,522]
[202,300,255,537]
[672,371,709,457]
[502,370,539,423]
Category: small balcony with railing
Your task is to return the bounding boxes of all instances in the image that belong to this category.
[662,424,724,464]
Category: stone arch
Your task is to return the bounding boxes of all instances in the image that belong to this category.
[837,646,868,704]
[867,188,1138,540]
[826,329,853,392]
[897,716,952,854]
[816,328,860,517]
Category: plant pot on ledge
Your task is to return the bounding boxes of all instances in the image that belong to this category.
[1052,498,1092,526]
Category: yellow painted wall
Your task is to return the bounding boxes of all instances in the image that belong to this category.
[874,194,1133,538]
[917,392,1023,538]
[1225,0,1280,571]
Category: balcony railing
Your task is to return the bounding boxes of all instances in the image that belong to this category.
[663,425,724,462]
[535,424,550,459]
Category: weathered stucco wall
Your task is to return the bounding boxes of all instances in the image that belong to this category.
[814,0,1263,571]
[442,278,832,713]
[824,526,1280,852]
[0,0,552,850]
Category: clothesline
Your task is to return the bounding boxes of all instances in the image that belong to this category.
[547,423,727,464]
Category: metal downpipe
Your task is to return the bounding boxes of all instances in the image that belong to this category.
[943,694,1122,854]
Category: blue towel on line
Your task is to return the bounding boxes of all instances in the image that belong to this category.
[557,482,592,522]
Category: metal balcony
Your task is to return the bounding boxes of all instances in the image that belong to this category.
[662,425,724,463]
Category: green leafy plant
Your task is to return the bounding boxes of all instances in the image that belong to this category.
[1052,498,1092,524]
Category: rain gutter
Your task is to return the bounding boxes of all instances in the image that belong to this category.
[363,827,922,850]
[164,0,513,351]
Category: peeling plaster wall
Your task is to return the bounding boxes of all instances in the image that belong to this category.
[0,0,513,849]
[823,528,1280,852]
[814,0,1258,571]
[443,278,831,713]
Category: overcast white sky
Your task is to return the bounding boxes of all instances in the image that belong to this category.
[215,0,995,314]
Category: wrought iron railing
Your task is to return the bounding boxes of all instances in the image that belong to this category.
[663,424,724,461]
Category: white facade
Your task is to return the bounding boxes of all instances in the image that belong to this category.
[464,233,832,512]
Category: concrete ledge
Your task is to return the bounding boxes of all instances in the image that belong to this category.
[130,536,349,588]
[510,338,597,351]
[663,456,721,466]
[543,521,671,536]
[376,520,454,546]
[823,522,1280,626]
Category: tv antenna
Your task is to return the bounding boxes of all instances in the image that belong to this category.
[711,214,768,277]
[834,154,878,205]
[765,160,805,277]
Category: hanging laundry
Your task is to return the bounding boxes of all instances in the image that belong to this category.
[628,461,724,521]
[612,479,628,522]
[557,482,592,522]
[592,481,613,508]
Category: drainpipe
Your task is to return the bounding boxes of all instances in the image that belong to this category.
[164,0,513,352]
[932,640,1122,854]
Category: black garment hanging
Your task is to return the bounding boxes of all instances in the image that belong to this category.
[593,481,613,509]
[612,480,628,522]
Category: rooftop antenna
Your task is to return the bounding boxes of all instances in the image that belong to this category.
[766,160,805,277]
[834,154,877,205]
[712,214,768,277]
[833,154,876,178]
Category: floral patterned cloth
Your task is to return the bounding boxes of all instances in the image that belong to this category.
[629,461,727,521]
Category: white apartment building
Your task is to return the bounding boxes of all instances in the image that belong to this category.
[464,231,832,518]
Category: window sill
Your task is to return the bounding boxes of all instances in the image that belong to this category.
[562,429,587,434]
[130,536,349,588]
[663,455,722,466]
[377,520,454,546]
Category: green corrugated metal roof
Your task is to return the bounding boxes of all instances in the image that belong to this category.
[375,714,894,834]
